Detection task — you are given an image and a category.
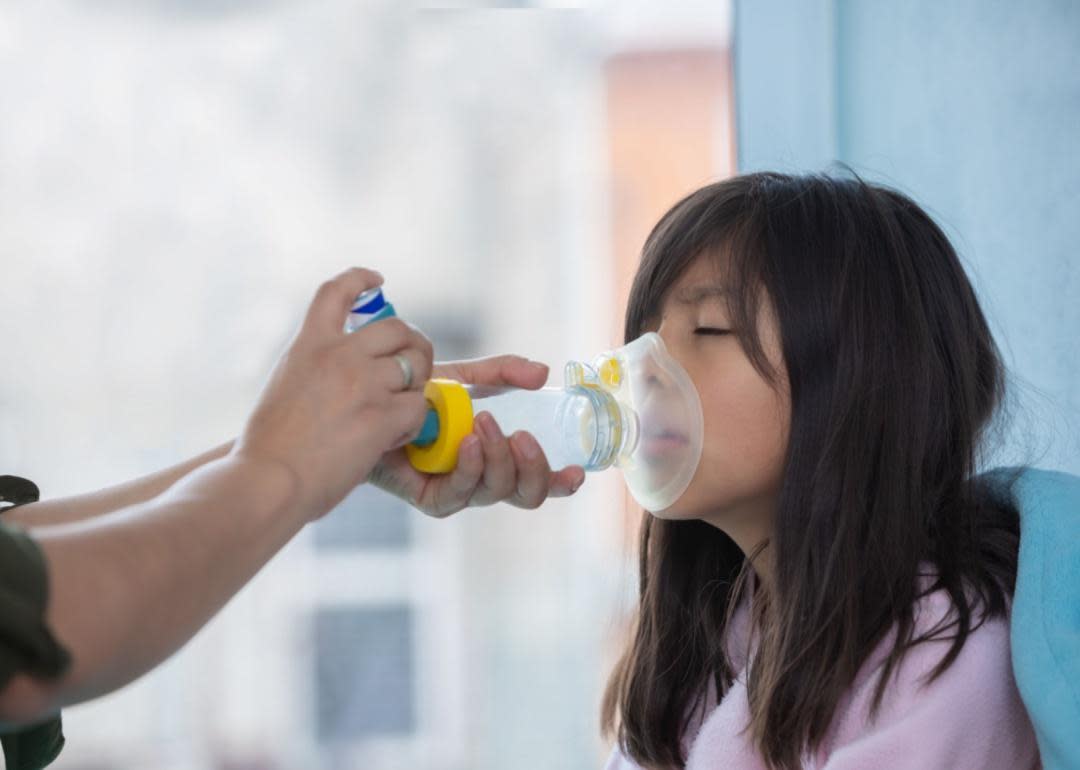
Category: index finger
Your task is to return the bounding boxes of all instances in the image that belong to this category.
[302,267,384,338]
[433,355,549,389]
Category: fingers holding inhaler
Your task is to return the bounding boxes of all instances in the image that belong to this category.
[231,268,434,521]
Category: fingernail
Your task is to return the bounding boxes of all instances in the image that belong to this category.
[461,435,481,459]
[476,413,497,441]
[517,434,540,461]
[528,361,548,372]
[571,474,584,493]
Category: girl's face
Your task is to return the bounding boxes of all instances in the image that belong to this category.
[643,255,791,544]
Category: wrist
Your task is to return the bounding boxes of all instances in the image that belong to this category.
[221,451,307,523]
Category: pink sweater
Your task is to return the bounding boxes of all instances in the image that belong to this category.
[603,570,1040,770]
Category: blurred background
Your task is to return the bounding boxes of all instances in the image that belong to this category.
[0,1,1075,769]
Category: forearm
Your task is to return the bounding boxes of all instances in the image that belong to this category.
[3,439,236,528]
[13,452,302,717]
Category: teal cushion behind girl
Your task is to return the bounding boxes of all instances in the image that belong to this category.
[981,465,1080,770]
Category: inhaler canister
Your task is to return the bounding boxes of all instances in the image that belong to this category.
[347,288,477,472]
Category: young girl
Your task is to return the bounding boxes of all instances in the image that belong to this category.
[600,172,1040,769]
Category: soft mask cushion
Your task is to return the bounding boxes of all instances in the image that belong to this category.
[605,332,704,511]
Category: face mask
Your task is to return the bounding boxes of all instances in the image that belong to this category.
[404,332,703,512]
[563,332,704,511]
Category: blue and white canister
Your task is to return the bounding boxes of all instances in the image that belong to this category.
[345,287,397,333]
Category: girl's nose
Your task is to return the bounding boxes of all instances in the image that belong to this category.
[639,330,682,390]
[639,341,674,391]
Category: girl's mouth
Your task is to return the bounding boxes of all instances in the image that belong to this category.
[642,430,689,455]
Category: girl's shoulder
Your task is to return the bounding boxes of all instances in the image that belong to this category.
[817,573,1036,768]
[906,566,1012,667]
[674,569,1037,770]
[853,567,1016,709]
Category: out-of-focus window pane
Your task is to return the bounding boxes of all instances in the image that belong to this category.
[314,605,415,741]
[314,485,410,550]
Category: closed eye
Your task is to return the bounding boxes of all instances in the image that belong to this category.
[694,327,731,336]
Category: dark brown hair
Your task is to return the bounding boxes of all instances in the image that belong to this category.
[601,171,1027,769]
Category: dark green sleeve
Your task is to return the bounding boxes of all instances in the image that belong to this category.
[0,476,73,770]
[0,521,72,686]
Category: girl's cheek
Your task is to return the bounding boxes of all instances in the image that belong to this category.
[699,393,730,453]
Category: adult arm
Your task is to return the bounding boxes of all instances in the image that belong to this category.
[0,267,433,724]
[2,440,235,529]
[0,453,298,722]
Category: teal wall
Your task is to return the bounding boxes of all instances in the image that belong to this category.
[734,0,1080,473]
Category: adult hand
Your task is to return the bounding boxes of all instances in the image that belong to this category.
[231,267,434,521]
[367,355,586,518]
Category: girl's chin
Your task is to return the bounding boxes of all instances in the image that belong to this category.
[645,487,721,521]
[646,500,699,520]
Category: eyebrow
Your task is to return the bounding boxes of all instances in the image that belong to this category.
[671,285,730,306]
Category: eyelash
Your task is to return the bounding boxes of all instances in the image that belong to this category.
[694,327,730,336]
